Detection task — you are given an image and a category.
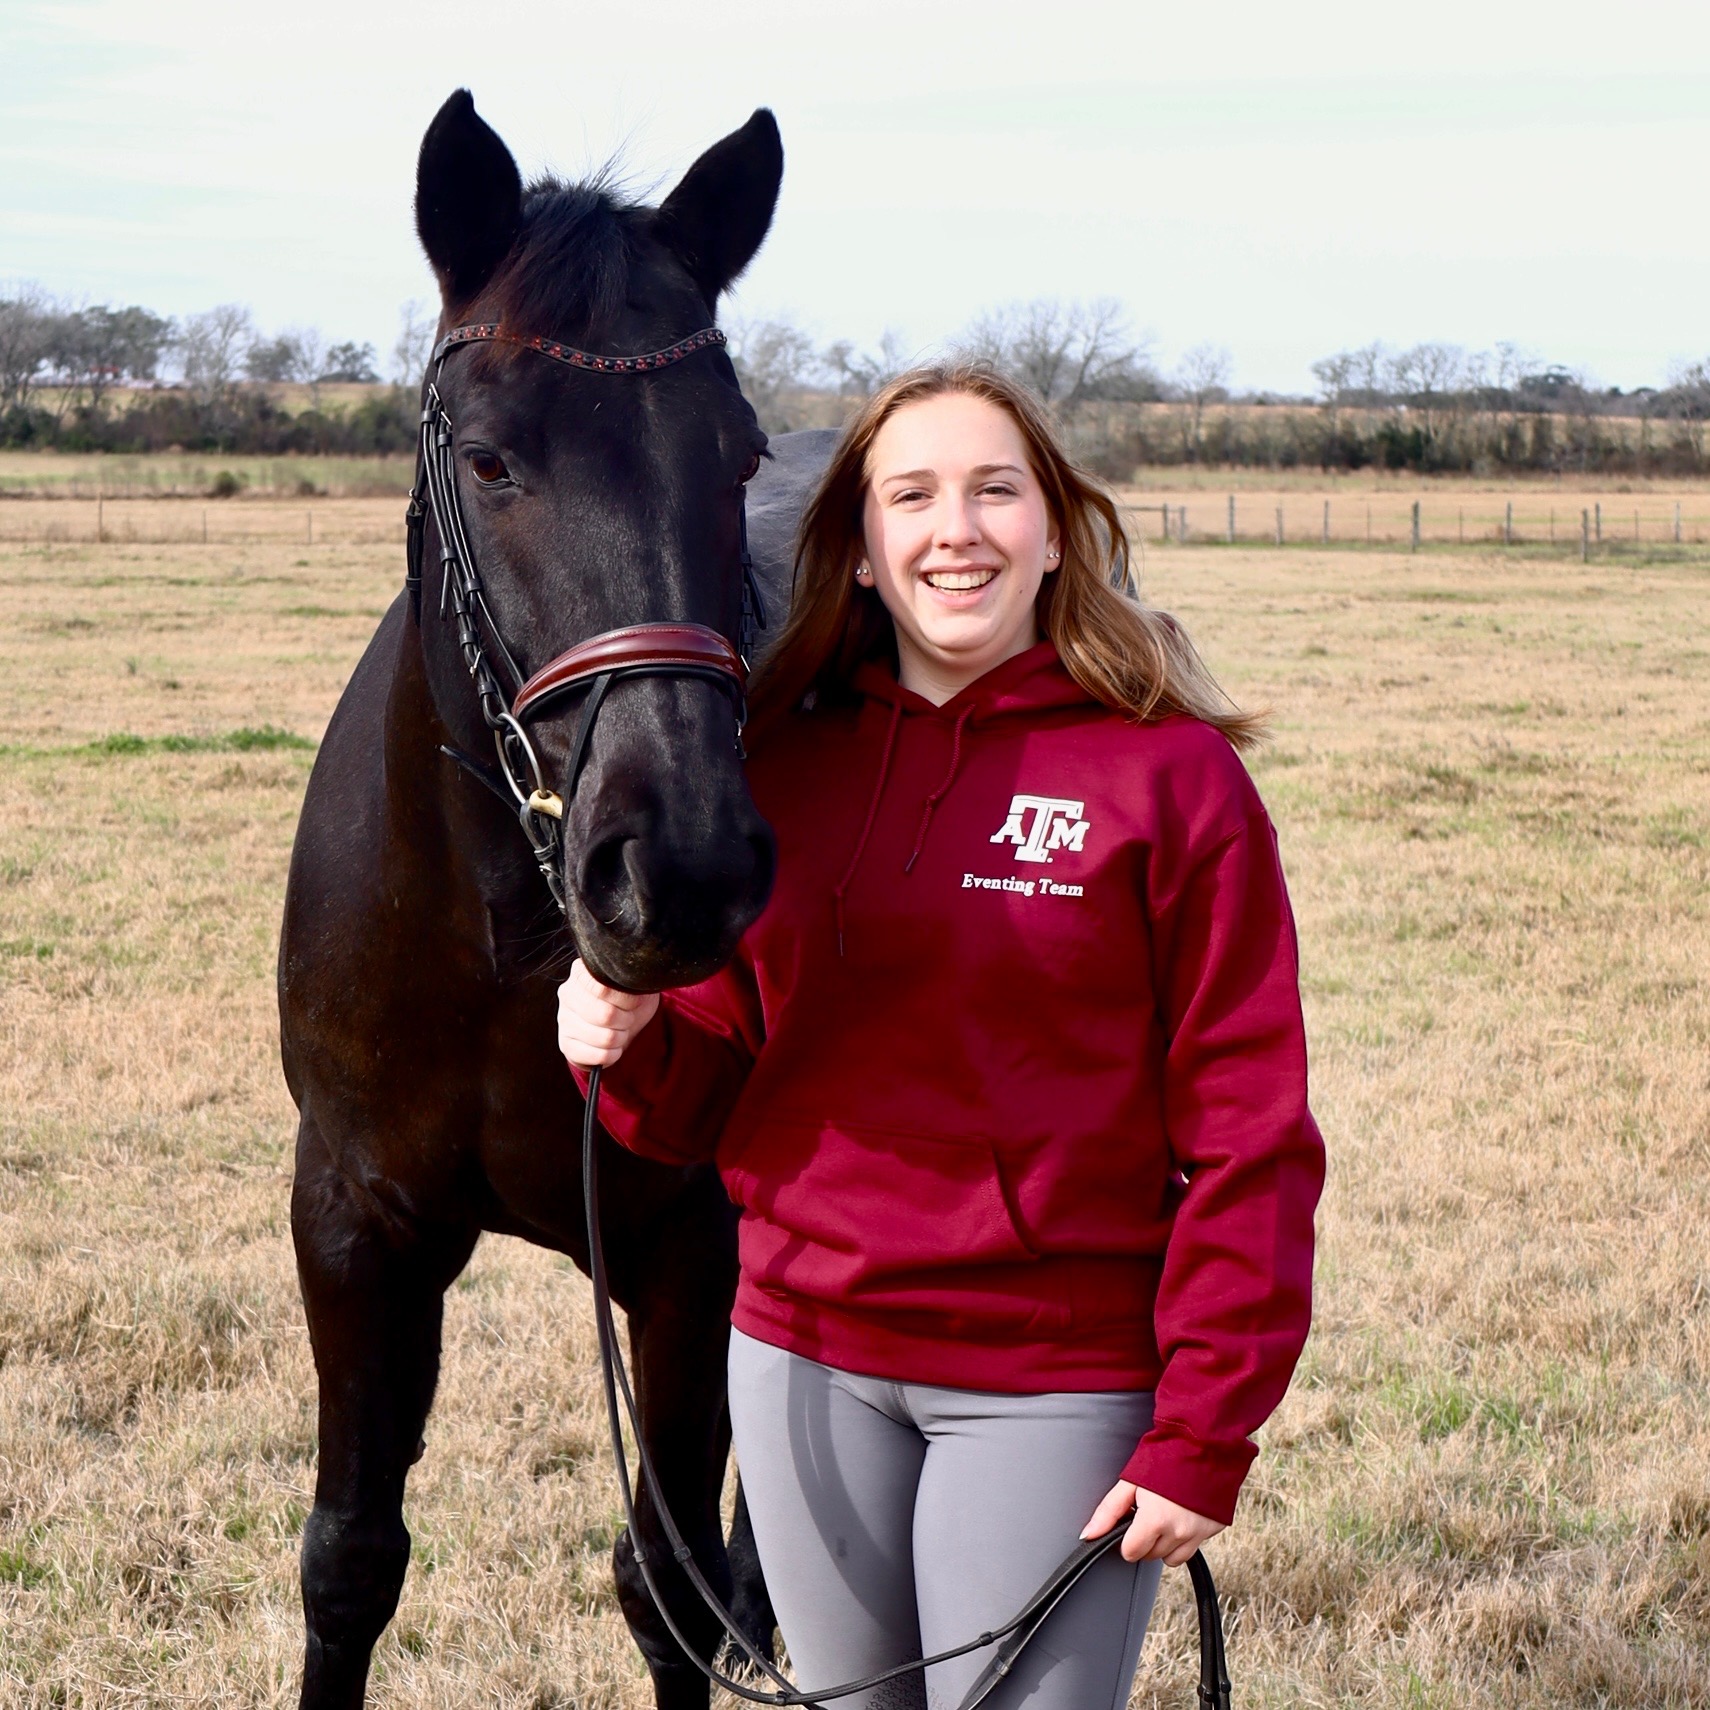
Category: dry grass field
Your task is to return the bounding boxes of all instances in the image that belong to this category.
[1,491,1706,1707]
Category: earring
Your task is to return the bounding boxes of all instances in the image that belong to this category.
[855,564,870,583]
[1047,549,1060,562]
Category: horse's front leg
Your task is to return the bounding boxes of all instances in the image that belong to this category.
[606,1159,747,1710]
[291,1113,478,1710]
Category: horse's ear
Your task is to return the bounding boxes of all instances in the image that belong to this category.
[415,89,524,305]
[659,109,783,303]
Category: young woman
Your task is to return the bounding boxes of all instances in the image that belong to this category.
[558,365,1324,1710]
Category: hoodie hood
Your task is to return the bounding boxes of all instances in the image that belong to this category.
[832,642,1099,950]
[849,638,1099,724]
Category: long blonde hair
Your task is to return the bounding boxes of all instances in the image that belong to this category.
[748,361,1265,749]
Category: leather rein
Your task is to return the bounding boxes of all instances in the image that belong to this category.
[404,319,1231,1710]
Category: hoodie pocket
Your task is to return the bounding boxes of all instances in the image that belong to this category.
[722,1118,1044,1297]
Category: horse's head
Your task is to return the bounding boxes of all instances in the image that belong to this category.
[413,90,781,991]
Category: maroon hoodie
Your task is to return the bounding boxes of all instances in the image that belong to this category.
[585,641,1324,1524]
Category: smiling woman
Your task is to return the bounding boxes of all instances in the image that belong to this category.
[749,362,1264,744]
[557,360,1324,1709]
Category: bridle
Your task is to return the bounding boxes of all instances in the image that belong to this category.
[404,320,765,912]
[405,319,1231,1710]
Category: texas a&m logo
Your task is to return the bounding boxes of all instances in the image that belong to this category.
[990,795,1091,864]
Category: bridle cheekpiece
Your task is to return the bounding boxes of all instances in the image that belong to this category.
[403,319,764,913]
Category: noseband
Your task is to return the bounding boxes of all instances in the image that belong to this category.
[404,320,764,910]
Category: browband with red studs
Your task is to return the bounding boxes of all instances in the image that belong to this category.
[430,323,727,374]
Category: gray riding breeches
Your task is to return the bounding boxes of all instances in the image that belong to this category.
[728,1328,1162,1710]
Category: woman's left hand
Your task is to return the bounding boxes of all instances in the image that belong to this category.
[1081,1480,1225,1566]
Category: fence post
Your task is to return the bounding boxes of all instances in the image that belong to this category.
[1581,509,1590,562]
[1275,504,1284,546]
[1505,501,1512,546]
[202,509,208,544]
[1179,505,1189,543]
[1322,499,1330,545]
[1161,505,1171,543]
[1675,501,1683,543]
[97,497,104,543]
[1227,495,1236,543]
[1594,502,1602,543]
[1366,502,1371,544]
[1633,509,1639,543]
[1411,500,1420,553]
[307,509,314,546]
[1458,508,1464,544]
[1550,508,1555,544]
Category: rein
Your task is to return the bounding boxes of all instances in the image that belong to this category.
[406,319,1232,1710]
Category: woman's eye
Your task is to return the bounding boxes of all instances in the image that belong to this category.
[468,451,510,486]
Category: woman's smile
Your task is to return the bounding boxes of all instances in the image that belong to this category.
[921,564,1000,593]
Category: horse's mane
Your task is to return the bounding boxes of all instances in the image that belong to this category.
[486,174,641,343]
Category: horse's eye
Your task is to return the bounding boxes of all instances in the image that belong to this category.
[468,450,510,486]
[739,453,761,485]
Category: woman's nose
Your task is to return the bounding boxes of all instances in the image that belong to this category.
[934,494,980,548]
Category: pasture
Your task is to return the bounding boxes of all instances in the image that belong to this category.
[1,488,1706,1707]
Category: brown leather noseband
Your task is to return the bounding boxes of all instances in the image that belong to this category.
[404,320,763,910]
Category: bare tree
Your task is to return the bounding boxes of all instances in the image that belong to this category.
[1175,343,1232,457]
[293,327,328,409]
[823,329,910,398]
[960,298,1151,410]
[393,300,436,387]
[0,287,55,412]
[729,316,822,431]
[1387,342,1464,452]
[1350,342,1388,401]
[177,304,255,406]
[1310,349,1357,447]
[1664,358,1710,465]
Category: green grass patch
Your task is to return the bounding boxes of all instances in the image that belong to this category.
[0,726,316,759]
[0,1540,51,1589]
[1,937,56,960]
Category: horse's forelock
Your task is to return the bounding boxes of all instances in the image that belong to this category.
[485,177,640,344]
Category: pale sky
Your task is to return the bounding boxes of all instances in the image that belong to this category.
[2,0,1707,394]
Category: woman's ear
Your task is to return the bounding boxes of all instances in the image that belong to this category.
[1045,534,1062,572]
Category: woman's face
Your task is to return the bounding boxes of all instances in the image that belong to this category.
[859,392,1059,703]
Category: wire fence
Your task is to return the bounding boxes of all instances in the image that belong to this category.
[2,492,1708,557]
[0,497,406,548]
[1125,493,1709,555]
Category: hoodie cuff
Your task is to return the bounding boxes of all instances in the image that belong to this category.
[1121,1426,1256,1528]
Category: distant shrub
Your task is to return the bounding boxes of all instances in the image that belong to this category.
[209,470,243,498]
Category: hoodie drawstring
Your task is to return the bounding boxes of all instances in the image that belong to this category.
[904,705,973,874]
[832,696,903,956]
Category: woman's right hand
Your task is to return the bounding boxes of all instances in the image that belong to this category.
[557,958,661,1068]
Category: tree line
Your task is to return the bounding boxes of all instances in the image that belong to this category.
[5,283,1708,477]
[733,308,1710,478]
[0,291,435,455]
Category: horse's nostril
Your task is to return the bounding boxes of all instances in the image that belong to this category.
[580,833,636,924]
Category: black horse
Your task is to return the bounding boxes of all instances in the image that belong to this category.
[278,91,832,1710]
